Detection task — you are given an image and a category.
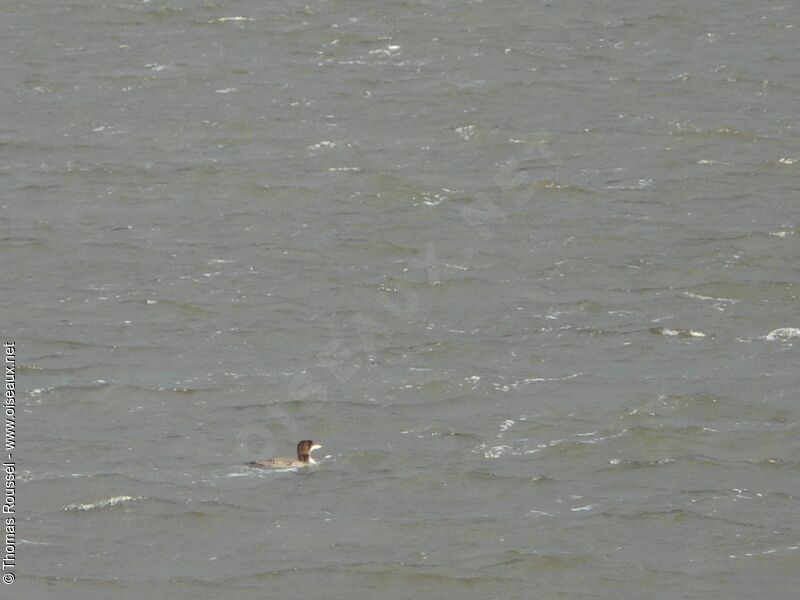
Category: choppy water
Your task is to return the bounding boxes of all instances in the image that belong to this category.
[4,0,800,598]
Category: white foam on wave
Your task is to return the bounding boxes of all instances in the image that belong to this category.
[369,45,401,57]
[474,441,542,459]
[653,327,707,337]
[209,17,254,23]
[499,419,515,433]
[492,372,582,392]
[684,291,736,303]
[729,544,800,560]
[308,141,337,150]
[62,495,144,511]
[480,444,513,458]
[763,327,800,341]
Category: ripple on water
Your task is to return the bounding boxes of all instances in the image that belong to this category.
[62,495,146,512]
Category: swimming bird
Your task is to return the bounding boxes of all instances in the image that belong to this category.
[248,440,322,469]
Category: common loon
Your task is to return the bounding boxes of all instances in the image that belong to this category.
[248,440,322,469]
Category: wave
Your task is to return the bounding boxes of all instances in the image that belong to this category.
[62,495,145,512]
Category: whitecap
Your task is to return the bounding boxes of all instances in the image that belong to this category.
[308,141,337,150]
[368,45,401,57]
[683,291,736,303]
[499,419,515,433]
[651,327,707,338]
[209,17,254,23]
[62,495,144,511]
[455,125,475,140]
[763,327,800,341]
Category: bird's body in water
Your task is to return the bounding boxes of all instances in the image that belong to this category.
[248,440,322,469]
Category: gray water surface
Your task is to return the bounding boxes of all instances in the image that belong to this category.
[4,0,800,598]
